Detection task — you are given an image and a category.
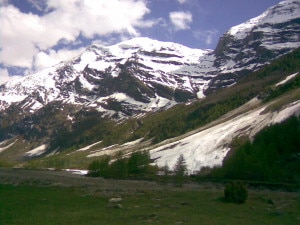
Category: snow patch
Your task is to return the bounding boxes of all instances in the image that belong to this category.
[67,115,74,121]
[275,72,298,86]
[77,140,103,152]
[0,139,18,153]
[95,92,176,116]
[87,144,119,158]
[272,100,300,123]
[0,94,27,104]
[79,75,95,90]
[150,99,300,173]
[24,144,47,157]
[120,138,143,147]
[65,169,88,175]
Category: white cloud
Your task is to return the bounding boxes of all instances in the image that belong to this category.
[0,0,151,71]
[45,0,150,38]
[0,68,10,85]
[92,38,120,47]
[136,17,165,29]
[34,47,85,71]
[169,11,192,31]
[177,0,188,4]
[193,29,219,47]
[0,68,23,84]
[0,0,8,7]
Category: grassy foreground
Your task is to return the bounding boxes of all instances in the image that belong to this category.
[1,184,299,225]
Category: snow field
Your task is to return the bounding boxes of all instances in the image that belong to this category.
[150,99,300,173]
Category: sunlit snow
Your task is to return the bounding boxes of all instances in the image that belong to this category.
[275,72,299,86]
[0,139,18,154]
[24,144,47,157]
[150,99,300,173]
[228,0,300,39]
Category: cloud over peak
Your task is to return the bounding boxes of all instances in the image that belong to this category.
[169,11,193,31]
[0,0,151,71]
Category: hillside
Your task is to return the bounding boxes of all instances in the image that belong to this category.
[0,0,299,170]
[0,48,299,171]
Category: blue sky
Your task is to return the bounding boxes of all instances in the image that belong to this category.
[0,0,282,83]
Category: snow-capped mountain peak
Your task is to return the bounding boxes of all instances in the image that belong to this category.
[75,37,208,74]
[0,38,212,116]
[208,0,300,93]
[228,0,300,39]
[0,0,299,118]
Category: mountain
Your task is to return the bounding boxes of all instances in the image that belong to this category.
[1,0,300,117]
[0,0,300,169]
[0,38,210,117]
[207,0,300,93]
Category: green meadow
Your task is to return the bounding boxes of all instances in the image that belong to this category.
[1,183,299,225]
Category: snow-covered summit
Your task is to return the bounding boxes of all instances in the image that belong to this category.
[1,0,299,117]
[75,36,209,74]
[208,0,300,92]
[228,0,300,39]
[115,37,208,55]
[0,38,211,116]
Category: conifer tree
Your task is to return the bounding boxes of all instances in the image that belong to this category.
[173,154,187,187]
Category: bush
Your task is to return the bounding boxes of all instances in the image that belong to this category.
[87,151,155,179]
[128,151,150,175]
[87,155,110,177]
[108,158,128,179]
[224,182,248,204]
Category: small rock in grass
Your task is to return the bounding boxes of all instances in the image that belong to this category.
[108,197,122,203]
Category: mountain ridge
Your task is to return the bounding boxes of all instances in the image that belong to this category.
[0,37,211,117]
[0,0,300,169]
[208,0,300,93]
[1,0,299,117]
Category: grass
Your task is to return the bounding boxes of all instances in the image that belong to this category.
[262,88,300,114]
[1,184,299,225]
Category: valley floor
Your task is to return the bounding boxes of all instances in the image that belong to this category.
[0,168,222,194]
[0,168,300,225]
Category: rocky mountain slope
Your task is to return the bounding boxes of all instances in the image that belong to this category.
[0,0,299,168]
[0,39,210,117]
[206,0,300,92]
[1,0,300,117]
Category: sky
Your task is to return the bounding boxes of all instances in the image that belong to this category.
[0,0,282,84]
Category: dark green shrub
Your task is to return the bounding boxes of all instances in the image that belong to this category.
[224,182,248,204]
[87,155,110,177]
[87,151,154,179]
[128,151,151,175]
[108,158,128,179]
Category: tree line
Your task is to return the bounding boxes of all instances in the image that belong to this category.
[208,116,300,183]
[88,151,188,186]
